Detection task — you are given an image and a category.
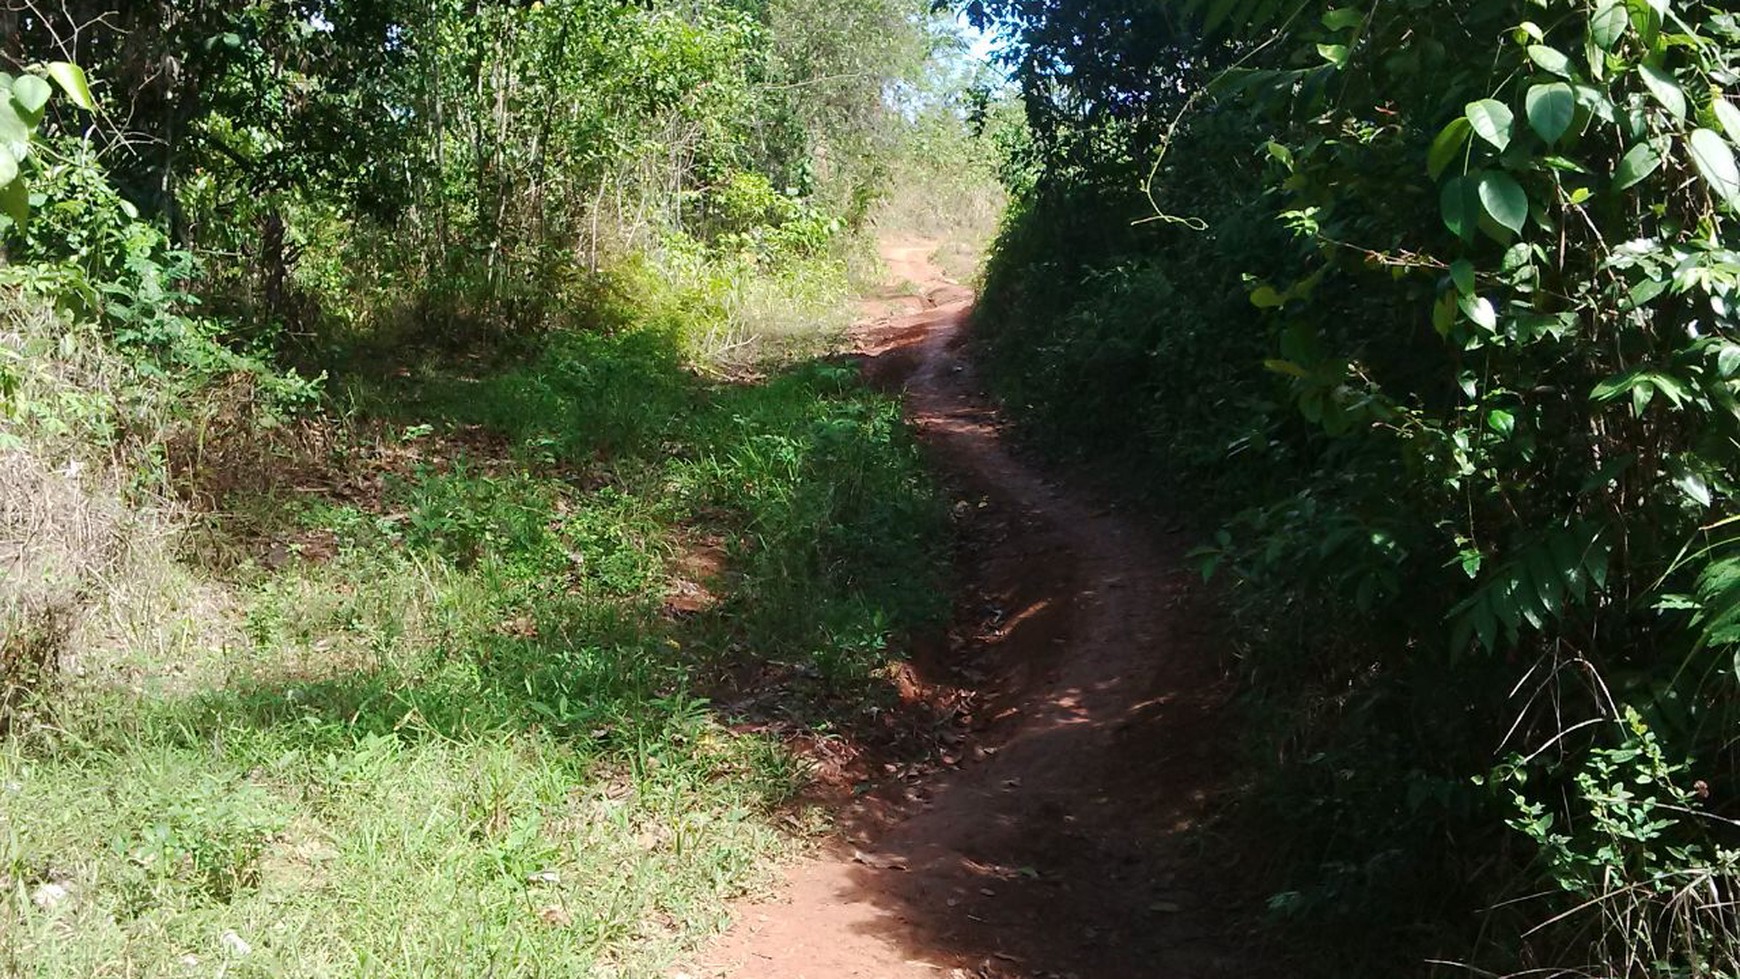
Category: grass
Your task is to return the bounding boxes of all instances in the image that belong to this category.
[1,290,949,975]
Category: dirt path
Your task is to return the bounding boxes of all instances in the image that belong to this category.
[695,238,1254,979]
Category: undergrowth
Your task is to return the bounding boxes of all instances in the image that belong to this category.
[970,1,1740,975]
[1,285,948,975]
[0,5,985,974]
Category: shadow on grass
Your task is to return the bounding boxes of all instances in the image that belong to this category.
[128,322,956,795]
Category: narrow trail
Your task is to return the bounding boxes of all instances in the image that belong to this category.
[696,239,1254,979]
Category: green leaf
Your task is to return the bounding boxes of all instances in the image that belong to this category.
[1460,294,1498,330]
[1714,97,1740,148]
[1477,171,1529,234]
[45,62,94,111]
[1674,470,1713,507]
[0,152,16,188]
[1317,43,1349,67]
[1688,127,1740,211]
[0,101,28,158]
[1639,60,1686,120]
[1586,532,1611,591]
[1321,7,1364,31]
[1466,99,1515,151]
[10,75,49,118]
[1432,292,1458,336]
[1428,118,1473,179]
[1593,367,1643,403]
[1250,285,1286,308]
[1626,276,1670,310]
[1487,409,1516,436]
[1717,343,1740,378]
[1527,45,1573,78]
[1591,3,1629,50]
[1441,175,1480,241]
[1633,380,1656,415]
[1613,139,1664,189]
[0,175,24,231]
[1573,83,1616,123]
[1525,83,1576,144]
[1450,259,1475,295]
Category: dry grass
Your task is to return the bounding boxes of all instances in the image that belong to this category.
[1,450,124,712]
[0,295,234,724]
[869,160,1006,267]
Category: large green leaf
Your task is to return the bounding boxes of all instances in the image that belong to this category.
[1714,97,1740,148]
[1688,127,1740,211]
[1718,343,1740,379]
[45,62,95,111]
[0,151,16,188]
[0,174,24,230]
[1525,83,1575,144]
[1476,170,1529,235]
[10,75,49,121]
[1450,259,1475,295]
[1459,293,1497,330]
[1591,2,1629,49]
[1527,45,1573,79]
[1639,60,1686,119]
[1441,174,1480,241]
[1466,99,1515,151]
[1428,117,1473,178]
[1613,139,1664,189]
[0,102,28,160]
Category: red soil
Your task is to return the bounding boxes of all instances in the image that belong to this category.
[693,239,1260,979]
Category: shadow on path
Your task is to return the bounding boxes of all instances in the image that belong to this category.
[699,242,1265,979]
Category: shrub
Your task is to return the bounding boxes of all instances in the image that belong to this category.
[970,0,1740,972]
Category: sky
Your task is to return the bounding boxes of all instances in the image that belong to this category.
[960,13,1000,64]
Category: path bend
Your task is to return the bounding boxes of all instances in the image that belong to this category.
[695,237,1252,979]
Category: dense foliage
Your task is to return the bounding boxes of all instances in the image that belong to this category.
[3,0,946,358]
[971,0,1740,973]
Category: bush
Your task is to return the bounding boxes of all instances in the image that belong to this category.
[970,0,1740,973]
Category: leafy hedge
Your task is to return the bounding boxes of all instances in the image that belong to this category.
[971,0,1740,973]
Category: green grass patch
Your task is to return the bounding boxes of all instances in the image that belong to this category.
[2,319,948,976]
